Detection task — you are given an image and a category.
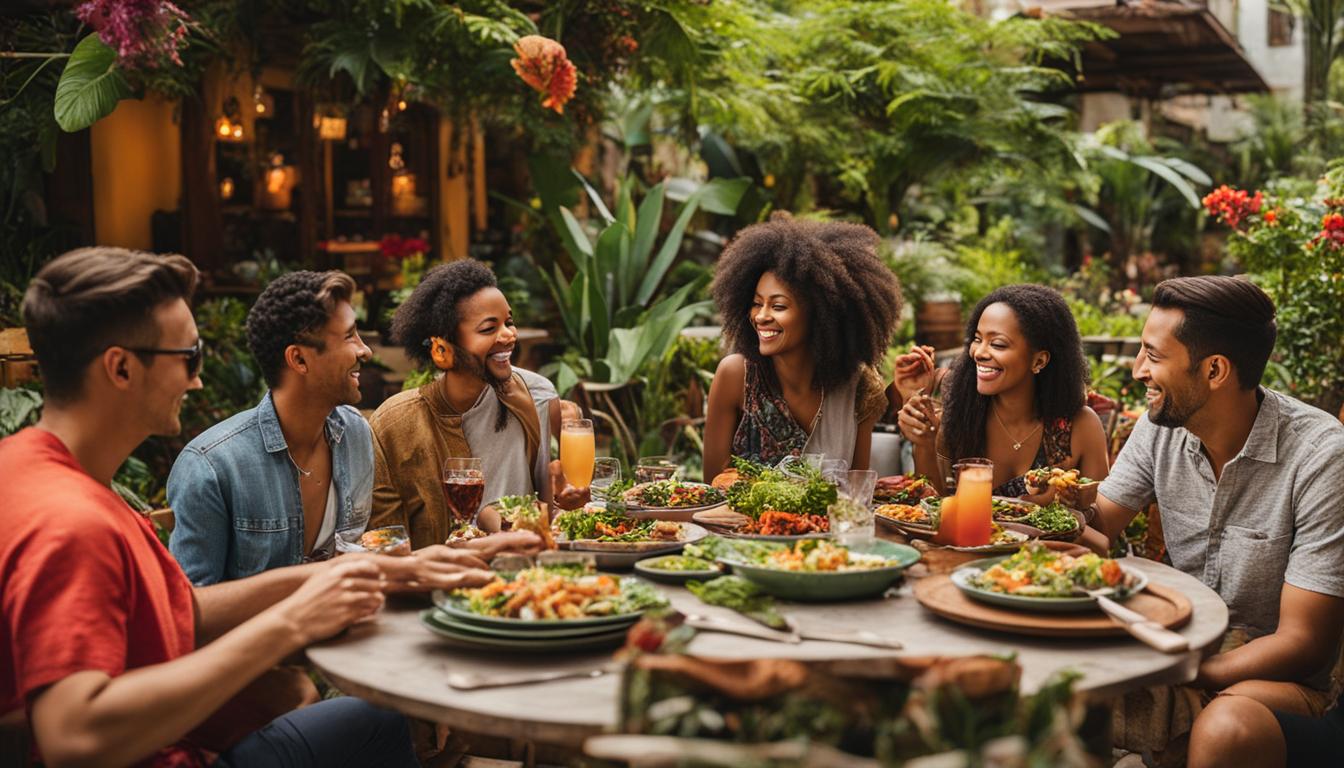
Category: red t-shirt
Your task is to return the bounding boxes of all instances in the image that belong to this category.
[0,428,207,766]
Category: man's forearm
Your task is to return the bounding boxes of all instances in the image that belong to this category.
[33,612,301,768]
[194,562,324,643]
[1198,631,1333,691]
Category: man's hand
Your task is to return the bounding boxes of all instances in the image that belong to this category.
[550,459,591,510]
[267,559,385,645]
[449,530,544,560]
[364,551,495,594]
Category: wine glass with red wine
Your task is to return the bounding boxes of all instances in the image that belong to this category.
[442,457,485,524]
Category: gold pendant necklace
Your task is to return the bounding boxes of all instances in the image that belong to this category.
[993,406,1042,451]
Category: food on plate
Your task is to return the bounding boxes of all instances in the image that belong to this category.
[639,555,720,572]
[446,522,489,545]
[742,510,829,536]
[710,468,740,491]
[875,503,929,525]
[623,479,726,509]
[1023,502,1080,533]
[990,498,1036,521]
[696,535,899,573]
[873,474,938,505]
[497,494,555,549]
[1024,467,1095,493]
[717,456,837,536]
[454,566,667,620]
[552,506,683,542]
[685,575,789,630]
[359,526,412,556]
[970,543,1125,598]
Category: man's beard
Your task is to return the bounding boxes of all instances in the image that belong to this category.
[1147,379,1207,428]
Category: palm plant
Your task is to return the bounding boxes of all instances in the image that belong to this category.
[1075,121,1212,264]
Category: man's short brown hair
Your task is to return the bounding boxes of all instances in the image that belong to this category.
[22,247,199,402]
[245,270,357,388]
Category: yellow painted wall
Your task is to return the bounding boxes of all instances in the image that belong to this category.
[89,96,181,250]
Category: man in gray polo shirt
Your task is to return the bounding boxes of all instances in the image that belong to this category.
[1091,276,1344,766]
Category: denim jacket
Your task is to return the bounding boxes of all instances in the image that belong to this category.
[168,392,373,585]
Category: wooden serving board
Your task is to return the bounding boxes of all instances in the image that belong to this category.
[912,575,1193,638]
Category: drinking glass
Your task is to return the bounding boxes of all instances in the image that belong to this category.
[442,457,485,524]
[947,458,993,547]
[829,469,877,544]
[635,455,678,484]
[560,419,595,490]
[821,458,850,484]
[591,457,622,493]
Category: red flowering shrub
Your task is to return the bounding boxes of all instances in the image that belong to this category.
[379,234,431,263]
[1202,185,1264,230]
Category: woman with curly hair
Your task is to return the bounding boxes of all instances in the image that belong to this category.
[703,212,902,476]
[368,260,583,547]
[898,284,1109,505]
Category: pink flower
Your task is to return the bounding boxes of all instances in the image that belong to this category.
[76,0,191,70]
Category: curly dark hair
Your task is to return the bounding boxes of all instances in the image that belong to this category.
[711,212,902,389]
[246,270,356,388]
[390,259,498,367]
[940,284,1089,464]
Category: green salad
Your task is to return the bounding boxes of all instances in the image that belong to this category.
[685,575,789,630]
[724,456,837,519]
[970,544,1124,598]
[1024,502,1080,533]
[552,506,659,542]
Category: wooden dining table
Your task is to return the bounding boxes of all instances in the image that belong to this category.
[306,543,1229,750]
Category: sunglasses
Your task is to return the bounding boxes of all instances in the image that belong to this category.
[122,338,205,378]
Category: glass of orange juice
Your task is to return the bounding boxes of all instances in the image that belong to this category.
[951,458,994,547]
[560,418,595,490]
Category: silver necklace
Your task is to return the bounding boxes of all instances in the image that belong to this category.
[993,406,1041,451]
[287,431,326,482]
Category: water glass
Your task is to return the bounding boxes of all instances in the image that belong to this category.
[821,458,850,484]
[635,455,678,484]
[591,457,622,492]
[840,469,878,507]
[828,497,875,545]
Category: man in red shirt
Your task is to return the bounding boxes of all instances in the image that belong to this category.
[1,247,496,767]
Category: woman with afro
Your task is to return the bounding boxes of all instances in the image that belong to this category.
[898,284,1110,515]
[367,260,583,547]
[703,212,902,476]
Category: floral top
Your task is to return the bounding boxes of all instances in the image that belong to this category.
[993,416,1073,497]
[730,359,886,467]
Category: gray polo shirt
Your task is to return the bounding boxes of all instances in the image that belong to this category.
[1100,388,1344,689]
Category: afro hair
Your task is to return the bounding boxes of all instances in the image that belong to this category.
[711,212,903,390]
[390,259,498,367]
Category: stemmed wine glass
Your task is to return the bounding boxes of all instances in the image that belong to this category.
[442,457,485,524]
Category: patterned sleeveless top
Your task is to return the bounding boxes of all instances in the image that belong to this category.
[730,359,886,467]
[993,416,1073,497]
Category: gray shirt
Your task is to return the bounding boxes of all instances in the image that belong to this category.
[1100,388,1344,689]
[461,367,557,514]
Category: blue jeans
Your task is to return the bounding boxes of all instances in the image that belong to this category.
[216,698,417,767]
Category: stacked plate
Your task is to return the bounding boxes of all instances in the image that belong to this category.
[420,589,642,653]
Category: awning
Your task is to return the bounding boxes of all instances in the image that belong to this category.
[1031,0,1269,97]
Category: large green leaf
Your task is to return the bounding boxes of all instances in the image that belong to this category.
[632,183,666,268]
[1130,156,1203,208]
[695,177,751,215]
[558,208,594,258]
[54,35,133,133]
[528,153,582,211]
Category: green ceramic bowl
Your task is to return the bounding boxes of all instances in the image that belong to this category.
[718,539,921,602]
[633,555,724,585]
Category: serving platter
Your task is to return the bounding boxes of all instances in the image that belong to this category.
[949,555,1149,612]
[420,609,632,652]
[912,576,1192,638]
[716,540,921,602]
[556,522,709,568]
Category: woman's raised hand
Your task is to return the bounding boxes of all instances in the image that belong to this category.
[898,392,940,449]
[892,344,937,404]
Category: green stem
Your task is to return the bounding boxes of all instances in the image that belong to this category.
[0,55,64,107]
[0,52,71,59]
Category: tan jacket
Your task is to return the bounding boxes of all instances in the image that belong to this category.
[368,374,540,548]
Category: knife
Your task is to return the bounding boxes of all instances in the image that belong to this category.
[684,613,802,644]
[1096,595,1189,653]
[793,628,904,649]
[447,663,620,690]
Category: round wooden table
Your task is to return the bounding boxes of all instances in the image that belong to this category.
[307,557,1228,747]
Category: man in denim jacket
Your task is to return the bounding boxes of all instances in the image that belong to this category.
[170,271,375,584]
